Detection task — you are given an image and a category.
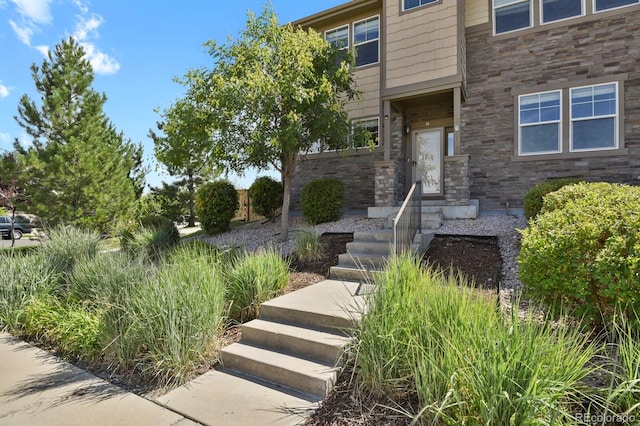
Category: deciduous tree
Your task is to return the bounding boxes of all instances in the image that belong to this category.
[182,7,358,240]
[150,94,217,227]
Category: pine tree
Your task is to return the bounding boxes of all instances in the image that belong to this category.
[13,37,145,231]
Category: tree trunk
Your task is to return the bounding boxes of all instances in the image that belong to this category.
[280,170,292,242]
[187,171,196,227]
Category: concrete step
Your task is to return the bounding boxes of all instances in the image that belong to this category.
[220,343,338,399]
[329,266,382,283]
[421,206,444,214]
[240,319,349,365]
[338,253,387,269]
[345,241,393,255]
[352,229,394,243]
[259,280,365,334]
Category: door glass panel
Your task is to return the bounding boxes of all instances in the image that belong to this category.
[414,129,442,195]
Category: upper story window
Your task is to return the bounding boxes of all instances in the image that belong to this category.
[403,0,438,11]
[518,91,561,155]
[325,25,349,50]
[570,83,618,151]
[494,0,531,34]
[353,17,379,67]
[542,0,584,23]
[595,0,639,11]
[495,0,639,34]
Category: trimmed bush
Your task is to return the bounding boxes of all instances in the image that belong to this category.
[248,176,283,221]
[519,182,640,327]
[300,178,345,225]
[523,178,582,220]
[195,180,239,234]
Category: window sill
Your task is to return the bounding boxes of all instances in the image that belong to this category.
[511,148,628,162]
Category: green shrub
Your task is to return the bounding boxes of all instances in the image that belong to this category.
[39,227,102,275]
[195,180,239,234]
[601,313,640,418]
[119,214,179,258]
[20,294,102,361]
[0,253,53,330]
[519,182,640,327]
[100,249,227,386]
[354,254,600,424]
[300,178,345,224]
[293,229,324,262]
[523,178,582,220]
[225,248,290,323]
[248,176,283,221]
[67,251,150,307]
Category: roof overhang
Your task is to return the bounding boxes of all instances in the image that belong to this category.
[291,0,382,29]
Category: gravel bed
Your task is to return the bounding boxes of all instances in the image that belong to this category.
[199,216,387,256]
[438,213,528,309]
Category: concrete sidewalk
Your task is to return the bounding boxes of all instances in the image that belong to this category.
[0,333,198,426]
[0,333,316,426]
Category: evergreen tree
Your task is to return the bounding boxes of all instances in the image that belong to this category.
[13,37,145,230]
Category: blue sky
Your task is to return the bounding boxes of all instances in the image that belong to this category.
[0,0,345,190]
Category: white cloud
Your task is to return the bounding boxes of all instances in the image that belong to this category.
[72,14,120,75]
[0,133,10,144]
[10,0,52,24]
[80,42,120,75]
[9,19,34,45]
[35,44,49,56]
[0,83,9,98]
[73,15,103,41]
[71,0,88,14]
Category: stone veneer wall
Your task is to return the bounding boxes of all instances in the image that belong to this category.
[443,155,470,205]
[290,150,384,211]
[374,160,401,206]
[462,12,640,211]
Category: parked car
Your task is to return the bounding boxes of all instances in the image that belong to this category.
[0,215,32,240]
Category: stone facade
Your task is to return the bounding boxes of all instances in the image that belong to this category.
[462,11,640,211]
[290,149,384,211]
[443,155,471,205]
[374,160,402,206]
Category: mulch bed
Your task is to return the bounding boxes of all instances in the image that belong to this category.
[423,234,501,291]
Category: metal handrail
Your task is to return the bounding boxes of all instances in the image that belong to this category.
[392,181,422,256]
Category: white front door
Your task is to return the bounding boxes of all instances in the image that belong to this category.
[413,129,443,196]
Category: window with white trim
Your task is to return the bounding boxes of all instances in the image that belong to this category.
[570,83,618,151]
[403,0,438,11]
[325,25,349,50]
[494,0,531,34]
[518,91,561,155]
[352,118,379,148]
[595,0,639,12]
[542,0,583,23]
[353,17,379,67]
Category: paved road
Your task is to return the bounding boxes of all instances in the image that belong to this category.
[0,237,40,249]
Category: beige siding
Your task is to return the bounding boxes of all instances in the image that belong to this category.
[347,66,380,117]
[464,0,489,27]
[385,0,460,89]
